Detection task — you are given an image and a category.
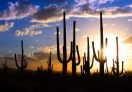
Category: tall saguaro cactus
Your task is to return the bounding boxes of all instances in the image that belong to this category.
[56,12,72,78]
[14,40,28,78]
[82,37,94,77]
[92,12,108,79]
[47,51,53,73]
[112,37,124,77]
[71,21,81,79]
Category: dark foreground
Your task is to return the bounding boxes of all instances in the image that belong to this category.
[0,69,132,92]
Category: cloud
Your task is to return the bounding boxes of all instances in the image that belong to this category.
[72,0,132,18]
[29,51,58,62]
[76,28,80,32]
[124,35,132,44]
[0,0,131,23]
[75,0,117,7]
[0,22,14,32]
[98,0,118,4]
[126,4,132,8]
[32,51,50,60]
[0,1,39,20]
[41,0,66,3]
[102,6,132,16]
[15,28,42,36]
[128,19,132,22]
[30,23,49,29]
[31,2,132,23]
[39,45,58,53]
[31,4,64,23]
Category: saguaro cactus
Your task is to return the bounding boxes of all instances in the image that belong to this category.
[47,51,53,73]
[71,21,80,79]
[14,40,28,78]
[92,12,108,79]
[56,12,72,78]
[83,37,94,77]
[112,37,124,77]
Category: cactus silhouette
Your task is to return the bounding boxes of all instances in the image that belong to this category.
[112,37,124,77]
[47,51,53,74]
[3,58,8,72]
[14,40,28,78]
[56,12,72,78]
[71,21,81,79]
[81,37,94,77]
[105,62,109,74]
[80,64,84,76]
[80,55,87,76]
[92,12,108,79]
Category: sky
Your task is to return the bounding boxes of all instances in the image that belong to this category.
[0,0,132,73]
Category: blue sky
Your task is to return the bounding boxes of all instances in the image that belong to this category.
[0,0,132,71]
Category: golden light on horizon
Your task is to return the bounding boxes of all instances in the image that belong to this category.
[77,34,129,73]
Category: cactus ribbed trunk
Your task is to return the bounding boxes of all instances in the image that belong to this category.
[63,12,67,77]
[72,21,80,79]
[87,37,90,77]
[116,37,119,75]
[100,12,104,79]
[72,21,76,78]
[63,63,67,77]
[47,51,53,73]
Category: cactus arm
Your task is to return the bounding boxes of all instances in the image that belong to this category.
[80,65,83,75]
[14,54,21,69]
[89,56,94,69]
[105,61,109,73]
[105,38,108,48]
[119,61,124,75]
[67,41,73,63]
[112,59,116,69]
[92,41,99,61]
[83,54,86,71]
[56,26,63,63]
[112,59,117,74]
[83,54,85,66]
[75,45,80,65]
[106,62,109,73]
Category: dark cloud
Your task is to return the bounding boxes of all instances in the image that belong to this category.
[0,1,38,20]
[76,3,98,15]
[31,4,64,23]
[102,7,132,16]
[31,1,132,23]
[124,35,132,44]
